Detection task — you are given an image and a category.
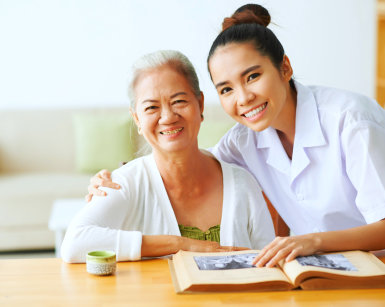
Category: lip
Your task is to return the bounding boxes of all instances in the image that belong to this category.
[241,102,268,122]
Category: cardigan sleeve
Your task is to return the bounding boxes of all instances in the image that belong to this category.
[61,171,142,263]
[242,170,275,249]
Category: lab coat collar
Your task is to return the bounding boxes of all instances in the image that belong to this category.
[257,81,326,181]
[294,81,326,148]
[257,127,291,175]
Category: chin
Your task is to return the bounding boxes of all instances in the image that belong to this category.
[244,120,269,133]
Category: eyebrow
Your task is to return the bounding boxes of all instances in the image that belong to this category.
[214,65,261,89]
[141,99,158,105]
[140,92,188,104]
[170,92,187,99]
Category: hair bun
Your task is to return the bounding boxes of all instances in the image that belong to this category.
[222,4,271,31]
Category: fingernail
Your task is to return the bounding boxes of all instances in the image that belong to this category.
[103,191,107,195]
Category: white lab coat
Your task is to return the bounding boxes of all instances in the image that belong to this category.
[212,81,385,235]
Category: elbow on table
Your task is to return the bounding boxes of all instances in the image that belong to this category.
[60,229,87,263]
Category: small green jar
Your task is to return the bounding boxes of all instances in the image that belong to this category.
[86,251,116,276]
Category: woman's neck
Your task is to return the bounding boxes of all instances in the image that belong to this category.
[153,147,213,191]
[273,84,297,158]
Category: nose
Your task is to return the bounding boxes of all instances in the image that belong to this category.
[237,86,255,106]
[158,105,178,124]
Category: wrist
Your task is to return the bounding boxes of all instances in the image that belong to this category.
[310,232,323,252]
[173,236,184,253]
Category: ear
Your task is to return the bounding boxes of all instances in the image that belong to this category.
[129,107,141,134]
[198,91,205,121]
[281,55,293,82]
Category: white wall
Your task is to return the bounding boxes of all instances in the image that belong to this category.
[0,0,376,109]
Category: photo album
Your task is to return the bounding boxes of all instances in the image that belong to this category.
[168,250,385,293]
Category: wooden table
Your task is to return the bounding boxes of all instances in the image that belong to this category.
[1,254,385,307]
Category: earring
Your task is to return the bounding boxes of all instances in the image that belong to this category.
[201,114,204,120]
[137,127,141,134]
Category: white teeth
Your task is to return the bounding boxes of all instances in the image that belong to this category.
[160,128,183,135]
[244,103,267,118]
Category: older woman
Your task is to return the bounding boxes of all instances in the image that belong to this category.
[61,50,274,263]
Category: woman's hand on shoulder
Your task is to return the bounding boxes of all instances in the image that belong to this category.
[252,234,321,268]
[181,237,249,253]
[85,169,121,202]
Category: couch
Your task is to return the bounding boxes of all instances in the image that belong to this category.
[0,105,235,251]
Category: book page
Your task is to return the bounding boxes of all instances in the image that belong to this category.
[281,251,385,286]
[175,250,291,286]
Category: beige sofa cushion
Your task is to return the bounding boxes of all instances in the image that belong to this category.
[0,108,132,173]
[0,173,90,251]
[0,173,90,227]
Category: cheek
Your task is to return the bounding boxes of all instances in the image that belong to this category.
[219,97,236,115]
[139,115,157,131]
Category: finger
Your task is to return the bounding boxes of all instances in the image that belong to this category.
[89,185,107,196]
[88,184,103,195]
[252,249,267,265]
[90,176,120,189]
[254,246,282,267]
[90,176,104,186]
[265,248,293,268]
[98,169,111,180]
[252,244,274,265]
[85,194,92,203]
[100,180,120,189]
[285,248,301,263]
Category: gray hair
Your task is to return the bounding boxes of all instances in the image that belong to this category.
[128,50,201,108]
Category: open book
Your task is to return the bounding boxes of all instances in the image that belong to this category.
[168,250,385,293]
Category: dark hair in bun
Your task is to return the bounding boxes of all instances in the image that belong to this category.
[208,4,294,88]
[223,4,270,30]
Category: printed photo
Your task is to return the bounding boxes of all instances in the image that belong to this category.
[296,254,357,271]
[194,253,258,270]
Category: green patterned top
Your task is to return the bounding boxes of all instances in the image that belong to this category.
[178,224,220,243]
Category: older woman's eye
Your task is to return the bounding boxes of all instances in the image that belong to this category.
[220,87,232,95]
[144,106,158,111]
[247,73,260,82]
[172,100,187,105]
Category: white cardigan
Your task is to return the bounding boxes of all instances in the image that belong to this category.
[61,154,275,263]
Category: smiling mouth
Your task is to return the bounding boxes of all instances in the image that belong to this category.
[242,102,268,118]
[160,128,183,135]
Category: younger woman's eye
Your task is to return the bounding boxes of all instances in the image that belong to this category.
[220,87,232,95]
[247,73,260,82]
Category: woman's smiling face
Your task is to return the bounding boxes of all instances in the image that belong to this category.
[208,42,292,132]
[132,64,203,154]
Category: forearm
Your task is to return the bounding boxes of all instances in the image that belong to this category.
[141,235,246,257]
[141,235,182,257]
[313,219,385,252]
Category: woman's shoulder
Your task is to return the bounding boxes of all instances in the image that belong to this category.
[216,122,257,149]
[111,154,155,183]
[217,157,260,188]
[306,84,385,125]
